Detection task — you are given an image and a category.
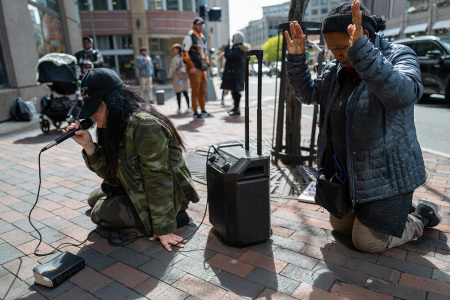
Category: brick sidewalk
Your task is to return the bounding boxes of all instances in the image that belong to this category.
[0,78,449,299]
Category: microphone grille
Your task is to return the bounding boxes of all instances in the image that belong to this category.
[79,118,94,130]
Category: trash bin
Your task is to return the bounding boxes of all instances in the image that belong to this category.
[156,90,165,105]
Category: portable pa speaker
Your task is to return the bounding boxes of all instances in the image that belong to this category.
[206,50,271,246]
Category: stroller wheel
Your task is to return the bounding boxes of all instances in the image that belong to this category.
[53,120,62,129]
[41,119,50,134]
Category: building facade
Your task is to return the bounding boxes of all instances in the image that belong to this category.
[78,0,229,82]
[0,0,81,122]
[240,0,450,49]
[377,0,450,40]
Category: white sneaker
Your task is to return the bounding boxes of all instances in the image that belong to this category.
[177,108,182,114]
[187,107,192,113]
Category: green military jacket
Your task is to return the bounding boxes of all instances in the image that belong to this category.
[83,112,200,236]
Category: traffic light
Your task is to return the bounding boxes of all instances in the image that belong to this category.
[199,5,221,21]
[208,7,221,21]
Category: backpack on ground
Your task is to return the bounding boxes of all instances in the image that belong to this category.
[9,97,32,122]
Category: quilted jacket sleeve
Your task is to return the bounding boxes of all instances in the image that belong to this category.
[348,36,423,109]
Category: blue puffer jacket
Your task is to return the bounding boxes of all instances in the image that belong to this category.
[286,34,426,205]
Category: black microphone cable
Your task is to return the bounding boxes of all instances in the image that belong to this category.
[28,139,210,255]
[29,150,99,256]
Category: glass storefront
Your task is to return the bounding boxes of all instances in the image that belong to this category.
[28,2,65,58]
[118,55,135,80]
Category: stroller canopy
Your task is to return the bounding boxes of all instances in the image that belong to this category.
[37,53,78,95]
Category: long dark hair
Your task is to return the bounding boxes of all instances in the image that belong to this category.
[97,85,185,175]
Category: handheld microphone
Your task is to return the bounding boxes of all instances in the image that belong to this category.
[41,118,94,152]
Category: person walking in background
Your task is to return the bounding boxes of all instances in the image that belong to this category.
[218,49,228,106]
[182,17,213,120]
[168,43,191,114]
[74,36,104,79]
[136,47,155,104]
[220,32,250,116]
[284,0,441,253]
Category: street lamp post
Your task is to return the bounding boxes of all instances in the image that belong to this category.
[85,0,97,46]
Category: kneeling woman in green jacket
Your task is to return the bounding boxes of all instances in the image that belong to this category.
[65,68,200,251]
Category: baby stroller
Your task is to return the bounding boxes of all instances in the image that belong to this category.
[36,53,83,134]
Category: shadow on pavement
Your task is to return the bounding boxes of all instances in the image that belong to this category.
[177,120,206,132]
[13,129,63,145]
[203,229,279,299]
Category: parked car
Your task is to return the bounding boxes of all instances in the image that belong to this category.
[393,35,450,99]
[269,61,282,77]
[249,63,271,77]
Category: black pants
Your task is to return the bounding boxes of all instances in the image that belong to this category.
[231,91,241,109]
[176,91,190,109]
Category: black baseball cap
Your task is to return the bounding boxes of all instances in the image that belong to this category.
[82,36,93,43]
[78,68,123,119]
[193,17,205,25]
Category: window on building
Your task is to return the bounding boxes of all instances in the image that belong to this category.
[148,0,162,10]
[112,0,127,10]
[321,0,328,5]
[285,5,289,15]
[312,9,318,15]
[321,8,328,14]
[167,0,179,10]
[305,10,309,16]
[96,36,114,50]
[115,35,133,49]
[331,0,339,3]
[312,0,318,6]
[78,0,89,11]
[183,0,192,12]
[93,0,108,10]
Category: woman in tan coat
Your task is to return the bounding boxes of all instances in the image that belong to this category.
[168,44,191,114]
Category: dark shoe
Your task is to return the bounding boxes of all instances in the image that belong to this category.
[228,108,240,116]
[201,110,214,118]
[415,199,442,227]
[193,111,204,120]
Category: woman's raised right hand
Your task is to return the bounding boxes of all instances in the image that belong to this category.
[63,121,96,155]
[284,21,306,54]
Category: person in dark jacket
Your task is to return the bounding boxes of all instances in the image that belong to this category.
[284,0,441,253]
[220,32,251,116]
[74,36,104,78]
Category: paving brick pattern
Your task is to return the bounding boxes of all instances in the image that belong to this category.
[0,79,449,299]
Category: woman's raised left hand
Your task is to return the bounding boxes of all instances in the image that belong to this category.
[348,0,364,46]
[150,232,186,252]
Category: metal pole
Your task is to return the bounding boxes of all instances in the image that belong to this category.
[86,1,97,46]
